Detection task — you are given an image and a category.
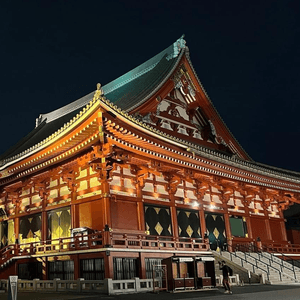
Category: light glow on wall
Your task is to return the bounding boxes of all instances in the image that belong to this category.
[209,202,216,209]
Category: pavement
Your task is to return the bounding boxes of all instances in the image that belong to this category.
[1,284,300,300]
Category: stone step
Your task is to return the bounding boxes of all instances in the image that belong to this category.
[217,251,299,285]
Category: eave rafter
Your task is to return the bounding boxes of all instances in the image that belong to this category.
[96,92,300,190]
[104,114,300,194]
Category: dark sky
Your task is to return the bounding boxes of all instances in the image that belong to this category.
[1,0,300,171]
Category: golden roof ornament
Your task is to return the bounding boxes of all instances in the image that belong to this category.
[93,83,103,101]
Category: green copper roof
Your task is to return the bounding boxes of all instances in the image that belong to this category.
[102,35,186,96]
[105,53,179,111]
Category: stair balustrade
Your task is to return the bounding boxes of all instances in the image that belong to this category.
[221,249,271,282]
[238,243,300,281]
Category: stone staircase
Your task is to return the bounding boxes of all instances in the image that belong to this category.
[248,252,300,282]
[216,251,300,285]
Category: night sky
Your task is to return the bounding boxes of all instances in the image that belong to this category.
[1,1,300,171]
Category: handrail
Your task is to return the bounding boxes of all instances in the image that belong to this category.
[252,243,297,279]
[262,244,300,276]
[226,249,270,282]
[237,244,297,281]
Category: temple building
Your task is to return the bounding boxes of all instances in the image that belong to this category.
[0,36,300,286]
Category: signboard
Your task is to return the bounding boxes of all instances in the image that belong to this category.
[8,276,18,300]
[201,257,215,261]
[178,257,193,262]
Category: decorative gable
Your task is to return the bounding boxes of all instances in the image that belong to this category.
[129,52,252,159]
[134,79,234,157]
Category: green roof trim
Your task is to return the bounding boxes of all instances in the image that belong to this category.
[102,35,186,95]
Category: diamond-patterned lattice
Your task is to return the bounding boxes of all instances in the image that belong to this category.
[19,213,41,242]
[1,235,7,246]
[155,222,163,235]
[205,213,227,250]
[154,207,161,214]
[177,209,201,238]
[213,228,219,239]
[27,230,34,239]
[144,205,172,236]
[0,221,8,248]
[186,225,193,237]
[48,207,71,240]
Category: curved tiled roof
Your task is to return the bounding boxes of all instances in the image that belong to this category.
[105,53,180,111]
[0,108,82,164]
[0,37,186,165]
[1,35,300,185]
[37,36,186,125]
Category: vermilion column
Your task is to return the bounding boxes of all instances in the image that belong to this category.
[71,204,79,229]
[136,177,145,231]
[41,211,47,241]
[101,178,111,228]
[280,220,288,241]
[243,204,253,239]
[73,254,79,279]
[14,217,19,244]
[223,210,232,252]
[137,202,145,231]
[199,209,207,237]
[170,193,179,239]
[263,209,272,241]
[14,199,20,244]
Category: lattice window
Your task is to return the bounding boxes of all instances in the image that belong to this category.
[113,258,138,280]
[80,258,105,280]
[48,260,74,280]
[145,258,162,279]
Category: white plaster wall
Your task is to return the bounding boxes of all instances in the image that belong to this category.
[203,194,211,202]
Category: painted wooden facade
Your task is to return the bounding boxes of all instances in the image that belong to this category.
[0,36,300,281]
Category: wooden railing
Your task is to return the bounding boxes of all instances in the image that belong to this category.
[232,240,300,254]
[110,232,209,251]
[262,243,300,254]
[0,231,209,268]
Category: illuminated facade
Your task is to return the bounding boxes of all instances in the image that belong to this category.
[0,36,300,283]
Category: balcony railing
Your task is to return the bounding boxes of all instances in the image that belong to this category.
[0,231,209,268]
[232,240,300,254]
